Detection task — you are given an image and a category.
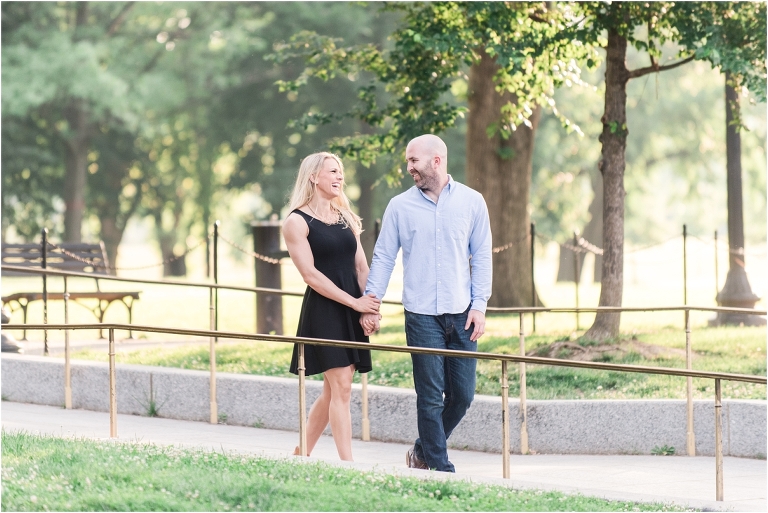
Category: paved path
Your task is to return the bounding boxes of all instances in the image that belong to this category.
[2,402,765,511]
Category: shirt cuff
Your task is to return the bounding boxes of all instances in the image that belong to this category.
[470,299,487,314]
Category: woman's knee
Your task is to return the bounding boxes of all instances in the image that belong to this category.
[326,366,353,401]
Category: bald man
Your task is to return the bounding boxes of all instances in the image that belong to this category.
[362,134,492,472]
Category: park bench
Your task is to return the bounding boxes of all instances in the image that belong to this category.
[1,242,140,339]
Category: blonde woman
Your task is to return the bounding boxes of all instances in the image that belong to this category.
[283,152,380,461]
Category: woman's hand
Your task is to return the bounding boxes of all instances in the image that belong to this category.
[354,293,381,313]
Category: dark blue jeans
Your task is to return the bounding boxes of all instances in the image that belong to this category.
[405,306,476,472]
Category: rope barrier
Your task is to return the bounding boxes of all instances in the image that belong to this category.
[218,233,282,265]
[113,236,210,271]
[492,233,530,254]
[624,235,681,254]
[45,242,109,271]
[690,235,767,258]
[47,236,210,272]
[535,232,604,256]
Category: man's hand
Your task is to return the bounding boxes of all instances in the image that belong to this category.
[464,309,486,342]
[360,312,381,336]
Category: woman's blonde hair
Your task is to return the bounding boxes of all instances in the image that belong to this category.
[287,152,363,235]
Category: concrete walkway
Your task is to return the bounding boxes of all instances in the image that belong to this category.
[2,402,765,511]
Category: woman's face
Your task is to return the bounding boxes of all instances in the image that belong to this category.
[313,158,344,199]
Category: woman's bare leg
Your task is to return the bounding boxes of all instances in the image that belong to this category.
[324,365,355,461]
[299,376,332,456]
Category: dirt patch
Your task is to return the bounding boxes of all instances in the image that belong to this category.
[528,339,688,362]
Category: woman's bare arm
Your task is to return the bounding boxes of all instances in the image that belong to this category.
[283,213,380,314]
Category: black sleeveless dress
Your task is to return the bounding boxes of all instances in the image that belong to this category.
[288,209,372,376]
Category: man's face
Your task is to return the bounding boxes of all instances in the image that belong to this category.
[405,143,440,192]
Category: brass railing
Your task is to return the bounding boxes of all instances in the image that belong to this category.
[487,305,767,459]
[13,321,767,503]
[2,264,399,430]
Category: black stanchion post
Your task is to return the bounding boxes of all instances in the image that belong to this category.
[714,230,719,297]
[374,218,381,244]
[214,221,219,341]
[530,222,536,333]
[42,228,49,356]
[573,231,580,331]
[683,224,688,306]
[252,220,284,334]
[206,230,211,278]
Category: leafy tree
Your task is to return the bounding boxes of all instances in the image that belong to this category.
[672,1,767,317]
[2,2,156,242]
[271,2,596,306]
[567,1,765,340]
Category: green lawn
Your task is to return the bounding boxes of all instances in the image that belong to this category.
[1,431,691,512]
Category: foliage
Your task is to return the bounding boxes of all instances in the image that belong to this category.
[1,432,689,512]
[672,2,766,104]
[651,445,676,456]
[270,2,598,181]
[1,2,403,263]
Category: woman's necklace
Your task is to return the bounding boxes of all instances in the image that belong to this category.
[307,203,339,226]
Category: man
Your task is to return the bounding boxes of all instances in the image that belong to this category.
[361,134,492,472]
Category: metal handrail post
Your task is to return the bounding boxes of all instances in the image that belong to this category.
[64,276,72,409]
[108,328,117,438]
[298,343,307,456]
[361,373,370,441]
[214,221,220,342]
[530,222,536,333]
[715,379,723,501]
[685,309,695,456]
[519,313,529,454]
[683,224,688,305]
[209,282,217,424]
[501,360,510,479]
[714,230,719,295]
[573,231,580,331]
[42,228,49,356]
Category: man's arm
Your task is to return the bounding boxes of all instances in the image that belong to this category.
[361,202,401,334]
[464,196,492,341]
[364,203,400,301]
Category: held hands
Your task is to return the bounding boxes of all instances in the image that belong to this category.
[355,293,381,314]
[464,309,486,342]
[360,312,381,336]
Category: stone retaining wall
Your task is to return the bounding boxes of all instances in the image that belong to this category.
[2,354,765,457]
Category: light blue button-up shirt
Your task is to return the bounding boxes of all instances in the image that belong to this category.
[365,176,492,315]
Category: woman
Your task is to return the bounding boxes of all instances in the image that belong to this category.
[283,152,380,461]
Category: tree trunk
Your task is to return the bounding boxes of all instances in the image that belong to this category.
[155,212,187,277]
[467,49,541,307]
[99,216,122,274]
[583,29,628,341]
[63,100,90,242]
[357,171,376,263]
[715,72,761,325]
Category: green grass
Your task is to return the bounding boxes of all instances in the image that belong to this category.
[71,320,766,401]
[1,431,691,512]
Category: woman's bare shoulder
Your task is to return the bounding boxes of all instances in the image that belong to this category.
[283,210,309,237]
